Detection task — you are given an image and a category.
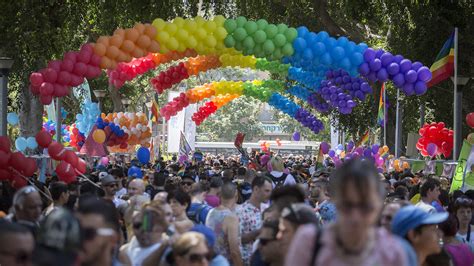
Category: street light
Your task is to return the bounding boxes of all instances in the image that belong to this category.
[121,98,131,111]
[0,57,14,136]
[93,89,106,111]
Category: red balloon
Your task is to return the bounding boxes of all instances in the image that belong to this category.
[56,161,76,182]
[76,158,87,174]
[64,150,78,168]
[36,131,52,148]
[30,84,40,95]
[0,169,11,180]
[29,72,44,87]
[90,54,102,67]
[48,60,62,72]
[73,62,87,76]
[77,50,92,64]
[467,112,474,129]
[70,74,83,87]
[64,51,78,62]
[40,82,54,96]
[43,68,58,83]
[9,152,26,171]
[22,158,37,177]
[0,136,11,153]
[0,150,11,168]
[48,142,66,160]
[11,175,28,189]
[60,59,75,72]
[57,71,72,85]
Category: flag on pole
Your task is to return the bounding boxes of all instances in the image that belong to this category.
[377,83,386,127]
[316,143,324,168]
[179,131,192,156]
[150,94,159,123]
[427,31,455,87]
[357,130,370,147]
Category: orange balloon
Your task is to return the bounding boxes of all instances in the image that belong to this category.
[92,129,106,144]
[121,40,135,52]
[96,36,109,46]
[93,43,107,56]
[383,145,389,153]
[137,35,151,48]
[114,28,125,36]
[116,51,129,62]
[110,60,118,70]
[403,162,410,169]
[125,28,140,42]
[144,24,157,38]
[110,34,124,47]
[131,48,145,58]
[148,41,160,53]
[100,57,113,69]
[133,23,146,34]
[143,142,151,148]
[106,46,120,59]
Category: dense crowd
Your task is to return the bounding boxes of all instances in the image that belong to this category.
[1,152,473,266]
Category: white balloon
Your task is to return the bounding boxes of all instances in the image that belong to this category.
[131,128,137,134]
[136,124,142,130]
[117,112,123,118]
[137,111,143,117]
[114,118,119,124]
[141,126,148,132]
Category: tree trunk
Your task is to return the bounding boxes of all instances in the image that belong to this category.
[108,85,124,112]
[19,86,42,137]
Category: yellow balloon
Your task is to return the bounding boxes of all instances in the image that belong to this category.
[173,17,185,27]
[152,18,166,31]
[156,31,170,43]
[195,28,207,40]
[213,15,226,26]
[184,20,197,32]
[205,21,217,32]
[93,129,106,144]
[206,36,217,47]
[186,36,198,48]
[165,23,178,35]
[167,37,179,51]
[176,29,189,41]
[194,16,205,26]
[383,145,389,153]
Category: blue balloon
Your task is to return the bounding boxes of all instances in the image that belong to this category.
[7,113,19,125]
[127,166,143,178]
[15,137,27,151]
[26,137,38,149]
[137,147,150,164]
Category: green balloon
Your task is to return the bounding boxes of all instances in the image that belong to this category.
[253,30,267,44]
[243,36,255,49]
[284,28,298,42]
[273,48,282,59]
[255,49,265,58]
[264,24,278,39]
[243,48,253,56]
[256,19,268,30]
[282,43,294,56]
[263,40,275,54]
[224,35,236,47]
[244,21,258,35]
[236,16,247,27]
[224,19,237,33]
[277,23,288,33]
[253,44,263,54]
[234,41,243,51]
[233,27,247,41]
[273,34,286,47]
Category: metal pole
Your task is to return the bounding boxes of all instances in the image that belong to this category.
[453,27,459,161]
[56,97,61,143]
[420,104,425,128]
[395,89,400,157]
[383,85,387,146]
[0,71,8,136]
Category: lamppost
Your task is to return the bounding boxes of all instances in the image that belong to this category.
[121,98,131,112]
[93,89,107,111]
[451,76,471,160]
[0,57,14,136]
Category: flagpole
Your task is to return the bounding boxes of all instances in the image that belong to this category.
[383,85,387,146]
[395,89,400,157]
[453,27,459,161]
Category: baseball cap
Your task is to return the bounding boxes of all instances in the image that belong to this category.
[100,174,118,186]
[391,205,448,237]
[191,224,216,247]
[98,172,109,180]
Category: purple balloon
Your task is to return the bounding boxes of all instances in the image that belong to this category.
[363,148,372,157]
[426,143,438,157]
[403,83,415,96]
[358,63,370,75]
[347,100,356,108]
[399,59,412,73]
[392,73,405,87]
[355,90,365,100]
[405,70,418,83]
[367,72,377,82]
[380,52,394,66]
[393,55,404,64]
[369,58,382,71]
[355,147,364,155]
[412,61,423,71]
[414,81,428,95]
[387,62,400,75]
[375,49,384,58]
[363,48,376,62]
[328,149,336,158]
[293,131,301,141]
[376,68,389,81]
[372,144,380,154]
[320,141,330,154]
[360,82,371,92]
[347,140,354,151]
[417,67,432,82]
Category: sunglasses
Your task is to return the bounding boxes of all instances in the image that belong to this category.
[83,227,115,240]
[337,201,376,214]
[188,252,212,263]
[106,183,118,188]
[181,182,194,186]
[259,238,276,246]
[0,250,31,264]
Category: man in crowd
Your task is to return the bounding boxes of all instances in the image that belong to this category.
[100,174,126,208]
[44,181,69,216]
[415,178,441,213]
[236,176,273,265]
[310,179,336,224]
[206,182,243,266]
[256,219,280,266]
[0,221,34,266]
[187,183,213,224]
[5,186,43,234]
[205,176,222,208]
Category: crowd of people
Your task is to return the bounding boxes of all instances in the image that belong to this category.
[1,152,474,266]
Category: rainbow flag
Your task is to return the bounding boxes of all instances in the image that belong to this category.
[427,31,455,87]
[377,83,386,127]
[357,130,370,147]
[150,94,159,123]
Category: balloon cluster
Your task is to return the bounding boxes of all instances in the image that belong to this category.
[186,84,216,103]
[0,136,38,188]
[160,93,190,121]
[213,80,245,95]
[319,81,356,114]
[467,112,474,129]
[93,23,160,69]
[75,101,101,136]
[325,69,372,100]
[255,59,290,75]
[290,27,367,76]
[29,44,102,104]
[41,119,72,145]
[14,137,38,152]
[185,55,221,75]
[287,85,311,101]
[69,125,86,150]
[294,108,324,133]
[151,62,189,94]
[224,17,297,60]
[287,67,327,89]
[7,113,19,126]
[219,53,257,68]
[94,118,129,149]
[359,48,432,95]
[242,81,273,101]
[152,16,227,54]
[212,94,239,108]
[307,93,331,113]
[416,122,453,158]
[101,112,152,147]
[108,53,156,88]
[268,93,298,116]
[192,102,217,125]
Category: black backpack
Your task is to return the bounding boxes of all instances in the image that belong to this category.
[267,173,288,188]
[186,204,208,224]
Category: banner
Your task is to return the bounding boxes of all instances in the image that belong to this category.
[450,140,474,192]
[184,103,197,150]
[179,131,192,156]
[167,91,185,153]
[423,160,436,175]
[234,132,249,161]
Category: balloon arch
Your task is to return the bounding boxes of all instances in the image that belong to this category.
[29,15,432,135]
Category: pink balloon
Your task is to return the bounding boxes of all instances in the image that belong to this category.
[73,62,87,76]
[48,60,62,72]
[40,82,54,96]
[100,156,109,165]
[90,54,102,67]
[57,71,72,85]
[70,74,83,87]
[77,50,92,64]
[29,72,44,87]
[64,51,77,62]
[60,59,75,72]
[43,68,58,83]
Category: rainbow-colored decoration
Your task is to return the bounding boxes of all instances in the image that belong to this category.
[28,15,433,136]
[427,31,455,88]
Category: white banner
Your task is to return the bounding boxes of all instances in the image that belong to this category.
[167,91,185,153]
[184,103,197,150]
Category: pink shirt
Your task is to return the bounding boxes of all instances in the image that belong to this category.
[285,224,408,266]
[205,195,220,208]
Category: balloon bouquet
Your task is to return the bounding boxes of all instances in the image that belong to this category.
[416,122,453,158]
[0,136,38,189]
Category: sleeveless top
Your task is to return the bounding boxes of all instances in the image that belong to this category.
[126,236,162,266]
[205,208,237,260]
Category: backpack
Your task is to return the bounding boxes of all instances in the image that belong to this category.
[267,173,288,188]
[186,203,208,224]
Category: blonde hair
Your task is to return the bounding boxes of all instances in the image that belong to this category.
[270,156,285,172]
[172,232,206,256]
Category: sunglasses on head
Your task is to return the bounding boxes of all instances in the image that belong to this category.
[259,238,276,246]
[83,227,115,241]
[188,252,212,263]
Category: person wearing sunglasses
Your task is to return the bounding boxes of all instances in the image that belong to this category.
[452,196,474,250]
[0,221,34,266]
[172,232,211,266]
[100,174,126,208]
[255,219,280,266]
[180,176,196,193]
[285,159,411,266]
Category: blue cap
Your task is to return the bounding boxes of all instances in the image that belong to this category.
[391,205,448,237]
[190,225,215,247]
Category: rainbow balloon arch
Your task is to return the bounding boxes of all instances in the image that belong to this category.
[29,15,433,136]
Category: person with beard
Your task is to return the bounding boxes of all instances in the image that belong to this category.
[4,186,43,235]
[310,179,336,225]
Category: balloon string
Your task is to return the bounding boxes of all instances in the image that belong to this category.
[75,170,103,190]
[10,168,53,202]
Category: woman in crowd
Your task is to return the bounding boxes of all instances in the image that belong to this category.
[167,189,194,234]
[452,196,474,250]
[171,232,211,266]
[439,213,474,266]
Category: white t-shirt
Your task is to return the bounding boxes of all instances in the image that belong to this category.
[269,171,296,187]
[415,201,436,213]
